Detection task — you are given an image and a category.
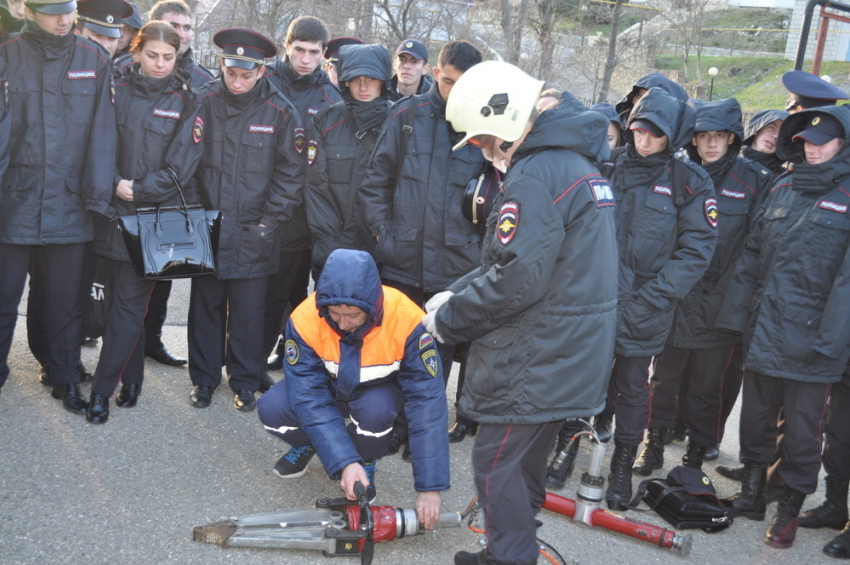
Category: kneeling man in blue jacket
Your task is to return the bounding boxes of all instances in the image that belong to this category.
[258,249,449,529]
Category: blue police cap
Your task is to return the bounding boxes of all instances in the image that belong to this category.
[77,0,133,38]
[214,28,278,70]
[782,70,848,107]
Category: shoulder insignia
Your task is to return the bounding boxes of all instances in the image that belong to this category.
[294,126,306,154]
[110,75,115,105]
[307,139,318,165]
[588,177,615,208]
[418,332,434,350]
[285,339,300,364]
[497,202,519,245]
[420,349,439,378]
[192,116,204,144]
[307,107,318,115]
[705,198,719,228]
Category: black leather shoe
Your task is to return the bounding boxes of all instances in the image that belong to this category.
[189,385,213,408]
[704,446,719,461]
[385,431,406,456]
[77,363,93,382]
[146,346,187,366]
[258,372,275,394]
[38,364,52,387]
[51,383,88,414]
[716,464,744,481]
[233,390,257,411]
[116,383,142,407]
[86,393,110,423]
[402,443,412,462]
[267,353,283,370]
[448,421,478,443]
[824,522,850,559]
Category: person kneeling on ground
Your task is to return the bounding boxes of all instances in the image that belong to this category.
[257,249,449,528]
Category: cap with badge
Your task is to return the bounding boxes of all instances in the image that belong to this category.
[76,0,133,38]
[782,70,849,111]
[792,112,845,145]
[630,119,664,138]
[122,1,142,31]
[214,28,278,70]
[395,38,428,62]
[24,0,77,15]
[325,37,362,65]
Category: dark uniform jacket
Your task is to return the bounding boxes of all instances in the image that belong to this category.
[0,22,115,245]
[611,88,717,357]
[191,77,302,279]
[387,72,432,102]
[360,82,487,292]
[669,98,774,349]
[92,66,204,262]
[305,45,390,274]
[615,72,689,126]
[434,94,619,424]
[114,47,215,89]
[265,58,342,252]
[285,250,449,491]
[716,105,850,383]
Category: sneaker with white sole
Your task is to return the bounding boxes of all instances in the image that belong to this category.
[273,445,315,478]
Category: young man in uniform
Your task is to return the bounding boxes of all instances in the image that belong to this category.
[74,0,133,57]
[186,28,302,412]
[427,62,618,565]
[262,16,342,376]
[258,249,449,520]
[388,38,431,101]
[0,0,114,408]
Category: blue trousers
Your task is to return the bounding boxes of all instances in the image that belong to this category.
[258,379,404,464]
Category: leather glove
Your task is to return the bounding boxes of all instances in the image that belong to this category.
[425,290,453,313]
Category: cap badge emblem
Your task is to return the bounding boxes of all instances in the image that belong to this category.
[106,15,113,23]
[812,116,821,126]
[406,42,413,48]
[236,47,244,55]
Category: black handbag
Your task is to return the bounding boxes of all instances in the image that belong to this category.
[627,466,735,533]
[118,167,221,280]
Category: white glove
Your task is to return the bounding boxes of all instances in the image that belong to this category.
[425,290,453,313]
[422,310,446,343]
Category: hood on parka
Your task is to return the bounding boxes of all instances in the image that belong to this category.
[743,109,789,146]
[315,249,384,338]
[625,87,696,155]
[685,97,744,161]
[775,104,850,165]
[512,91,611,164]
[615,72,689,123]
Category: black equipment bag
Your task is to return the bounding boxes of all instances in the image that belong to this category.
[627,466,735,533]
[118,167,221,281]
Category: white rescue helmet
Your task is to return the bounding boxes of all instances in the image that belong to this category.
[447,61,545,151]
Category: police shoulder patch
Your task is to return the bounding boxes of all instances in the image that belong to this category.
[294,126,306,154]
[420,349,439,378]
[307,139,318,165]
[497,202,519,245]
[588,177,615,208]
[705,198,719,228]
[284,339,299,365]
[192,116,204,144]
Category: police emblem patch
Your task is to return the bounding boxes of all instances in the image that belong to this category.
[705,198,719,228]
[497,202,519,245]
[294,127,306,154]
[418,332,434,350]
[110,75,115,105]
[106,15,114,23]
[307,139,318,165]
[819,200,848,213]
[653,185,672,197]
[236,47,244,56]
[285,340,299,365]
[192,116,204,144]
[421,349,439,378]
[588,178,615,208]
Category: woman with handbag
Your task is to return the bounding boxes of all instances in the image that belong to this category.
[87,21,204,423]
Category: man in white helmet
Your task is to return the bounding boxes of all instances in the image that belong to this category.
[422,61,619,565]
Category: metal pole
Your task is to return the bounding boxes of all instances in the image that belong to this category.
[709,77,714,101]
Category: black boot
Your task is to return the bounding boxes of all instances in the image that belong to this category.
[765,486,806,549]
[86,393,110,424]
[448,420,478,443]
[682,440,707,470]
[716,464,744,481]
[799,477,850,529]
[593,413,613,443]
[605,438,639,511]
[823,521,850,559]
[726,462,767,521]
[633,428,666,476]
[546,424,581,489]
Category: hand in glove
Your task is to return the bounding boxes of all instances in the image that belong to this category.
[422,310,446,343]
[425,290,453,313]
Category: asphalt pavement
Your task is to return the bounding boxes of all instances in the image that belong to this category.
[0,279,843,564]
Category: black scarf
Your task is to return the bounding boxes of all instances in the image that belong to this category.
[742,146,785,175]
[345,94,389,134]
[701,151,736,189]
[22,20,75,59]
[615,146,671,191]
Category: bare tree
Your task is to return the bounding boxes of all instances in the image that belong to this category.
[661,0,713,81]
[596,0,624,103]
